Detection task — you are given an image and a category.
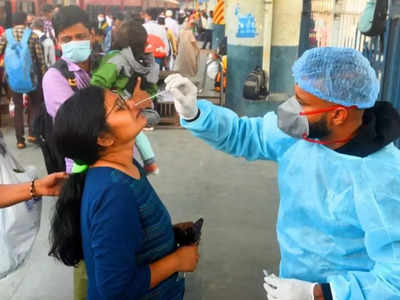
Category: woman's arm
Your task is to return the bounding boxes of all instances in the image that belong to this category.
[0,172,68,208]
[149,245,199,288]
[91,183,200,298]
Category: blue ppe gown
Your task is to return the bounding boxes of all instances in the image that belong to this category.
[181,100,400,300]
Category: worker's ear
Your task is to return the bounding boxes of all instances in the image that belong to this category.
[330,107,349,126]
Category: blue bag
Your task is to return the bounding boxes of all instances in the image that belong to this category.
[4,28,37,93]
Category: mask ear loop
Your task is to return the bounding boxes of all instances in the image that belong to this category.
[299,105,357,116]
[300,105,357,145]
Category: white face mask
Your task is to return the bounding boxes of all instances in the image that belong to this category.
[98,16,105,23]
[61,40,92,63]
[277,96,309,139]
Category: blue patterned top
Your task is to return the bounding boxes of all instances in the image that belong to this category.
[81,162,185,300]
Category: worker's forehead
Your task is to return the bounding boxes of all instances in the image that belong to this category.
[294,85,330,106]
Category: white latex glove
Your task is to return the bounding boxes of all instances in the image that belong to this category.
[165,73,199,120]
[263,273,316,300]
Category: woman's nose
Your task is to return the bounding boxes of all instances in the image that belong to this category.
[126,98,136,110]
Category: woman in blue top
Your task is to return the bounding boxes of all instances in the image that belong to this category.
[48,83,199,299]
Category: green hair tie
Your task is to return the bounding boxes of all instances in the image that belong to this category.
[72,162,89,174]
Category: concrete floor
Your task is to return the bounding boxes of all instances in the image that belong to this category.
[0,125,281,300]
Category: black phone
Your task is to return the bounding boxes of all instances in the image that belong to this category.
[192,217,204,243]
[174,218,204,246]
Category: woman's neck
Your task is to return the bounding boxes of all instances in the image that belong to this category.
[92,142,140,179]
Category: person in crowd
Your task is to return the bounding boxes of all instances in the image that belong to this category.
[26,14,34,27]
[158,16,177,71]
[165,47,400,300]
[102,12,124,53]
[174,21,200,78]
[190,10,202,38]
[89,22,104,55]
[177,10,186,28]
[142,8,170,69]
[140,10,149,22]
[200,11,207,40]
[43,6,92,147]
[0,171,67,208]
[49,85,199,300]
[129,11,145,24]
[105,12,114,28]
[165,9,179,39]
[202,11,213,50]
[41,3,56,42]
[97,12,109,35]
[0,12,46,149]
[42,7,93,298]
[32,17,56,67]
[53,4,62,16]
[91,19,160,175]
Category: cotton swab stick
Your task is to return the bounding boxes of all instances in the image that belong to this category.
[134,91,170,107]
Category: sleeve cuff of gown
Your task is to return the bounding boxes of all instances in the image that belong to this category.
[180,100,213,129]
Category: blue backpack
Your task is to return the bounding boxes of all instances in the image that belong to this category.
[4,28,37,93]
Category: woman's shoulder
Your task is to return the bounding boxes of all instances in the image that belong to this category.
[86,167,136,187]
[83,167,141,210]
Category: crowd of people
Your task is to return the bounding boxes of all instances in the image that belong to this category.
[0,5,214,150]
[0,3,400,300]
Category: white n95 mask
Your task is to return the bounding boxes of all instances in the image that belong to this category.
[277,96,309,139]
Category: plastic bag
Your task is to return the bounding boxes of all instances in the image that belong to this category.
[206,59,219,81]
[0,133,42,279]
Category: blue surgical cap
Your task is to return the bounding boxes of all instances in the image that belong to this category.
[292,47,380,109]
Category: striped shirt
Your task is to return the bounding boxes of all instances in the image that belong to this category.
[0,25,46,76]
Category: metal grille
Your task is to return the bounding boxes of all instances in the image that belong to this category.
[154,102,179,127]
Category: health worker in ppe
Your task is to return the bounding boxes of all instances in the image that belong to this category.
[165,47,400,300]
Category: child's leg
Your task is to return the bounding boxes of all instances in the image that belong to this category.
[135,131,159,174]
[136,131,155,163]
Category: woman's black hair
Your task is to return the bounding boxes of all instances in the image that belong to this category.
[112,19,147,59]
[52,5,90,38]
[48,86,109,266]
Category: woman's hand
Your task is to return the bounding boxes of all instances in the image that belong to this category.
[174,244,200,272]
[35,172,68,196]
